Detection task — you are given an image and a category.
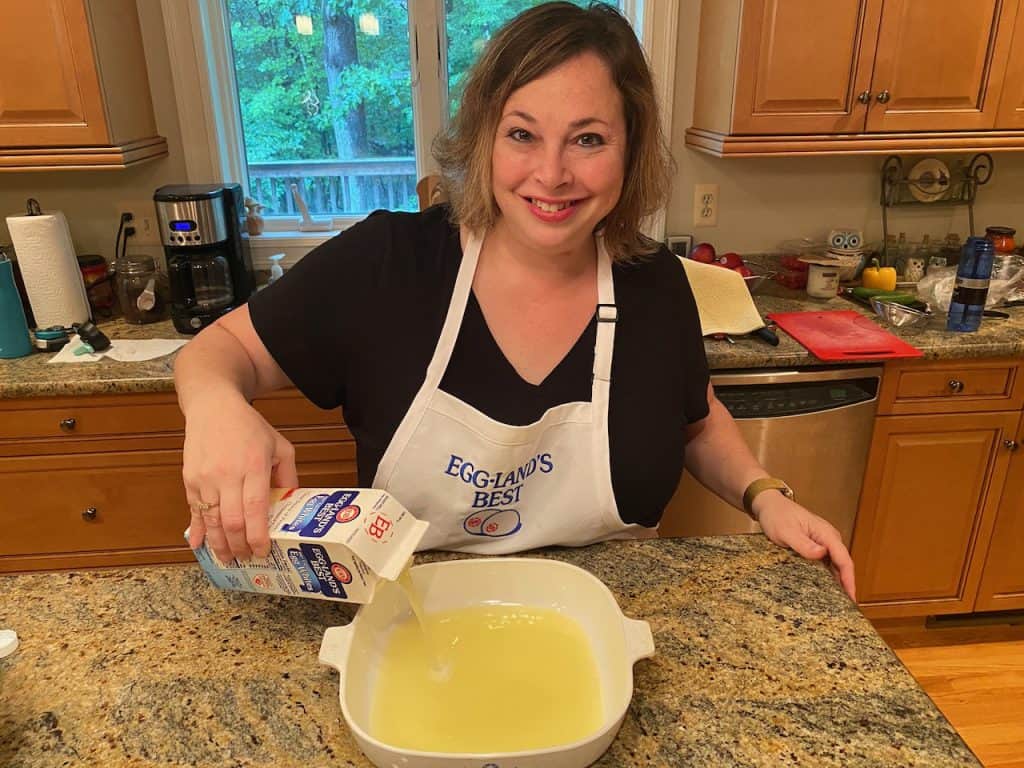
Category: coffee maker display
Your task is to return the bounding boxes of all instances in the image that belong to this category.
[154,184,255,334]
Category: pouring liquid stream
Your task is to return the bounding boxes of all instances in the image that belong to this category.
[396,565,451,679]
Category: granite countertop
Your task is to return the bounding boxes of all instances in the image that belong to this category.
[0,536,980,767]
[704,287,1024,370]
[2,291,1022,399]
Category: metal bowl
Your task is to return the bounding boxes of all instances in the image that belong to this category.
[870,297,932,328]
[743,264,777,295]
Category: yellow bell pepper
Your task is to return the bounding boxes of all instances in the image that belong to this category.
[861,258,897,292]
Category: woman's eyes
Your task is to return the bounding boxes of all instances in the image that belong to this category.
[504,128,606,147]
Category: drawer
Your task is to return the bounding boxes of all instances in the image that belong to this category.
[0,449,191,558]
[0,441,359,562]
[0,393,184,442]
[0,389,345,446]
[878,358,1024,415]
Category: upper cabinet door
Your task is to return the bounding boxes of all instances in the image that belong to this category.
[996,3,1024,127]
[0,0,109,147]
[866,0,1017,132]
[731,0,883,135]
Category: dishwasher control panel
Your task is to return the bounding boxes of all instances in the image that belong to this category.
[716,378,879,419]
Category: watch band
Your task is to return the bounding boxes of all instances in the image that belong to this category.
[742,477,795,520]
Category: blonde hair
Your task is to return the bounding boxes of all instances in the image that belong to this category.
[433,2,673,261]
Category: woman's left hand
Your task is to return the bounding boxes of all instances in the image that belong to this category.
[753,492,856,602]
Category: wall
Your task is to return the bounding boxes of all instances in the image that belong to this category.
[0,0,186,268]
[664,1,1024,255]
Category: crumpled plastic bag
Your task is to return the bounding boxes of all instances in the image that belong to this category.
[917,266,1024,312]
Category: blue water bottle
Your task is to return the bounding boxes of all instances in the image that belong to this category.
[946,236,995,332]
[0,252,33,358]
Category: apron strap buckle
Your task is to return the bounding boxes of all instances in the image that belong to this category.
[597,303,618,323]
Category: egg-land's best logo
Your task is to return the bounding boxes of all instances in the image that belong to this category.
[330,563,353,583]
[335,504,360,524]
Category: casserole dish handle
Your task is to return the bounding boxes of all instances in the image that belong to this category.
[318,625,354,671]
[623,617,655,662]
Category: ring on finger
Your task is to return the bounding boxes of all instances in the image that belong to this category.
[192,500,219,513]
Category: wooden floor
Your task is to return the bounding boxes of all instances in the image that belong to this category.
[875,618,1024,768]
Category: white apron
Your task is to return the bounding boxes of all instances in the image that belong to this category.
[372,231,654,553]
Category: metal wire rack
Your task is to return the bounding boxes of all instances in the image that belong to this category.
[880,153,994,265]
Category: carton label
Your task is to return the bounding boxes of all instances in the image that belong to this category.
[282,490,362,537]
[187,488,429,604]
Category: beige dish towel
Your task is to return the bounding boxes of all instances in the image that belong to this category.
[678,257,765,336]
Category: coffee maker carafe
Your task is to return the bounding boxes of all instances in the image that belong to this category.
[154,184,255,334]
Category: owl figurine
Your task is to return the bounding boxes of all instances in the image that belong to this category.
[828,228,864,252]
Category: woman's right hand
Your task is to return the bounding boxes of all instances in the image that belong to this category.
[182,391,298,563]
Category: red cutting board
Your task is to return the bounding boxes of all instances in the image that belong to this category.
[766,310,924,361]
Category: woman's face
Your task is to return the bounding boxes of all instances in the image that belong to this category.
[491,52,626,257]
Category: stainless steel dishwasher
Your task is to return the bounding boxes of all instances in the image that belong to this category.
[659,366,883,546]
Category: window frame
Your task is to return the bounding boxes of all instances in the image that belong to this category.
[160,0,678,265]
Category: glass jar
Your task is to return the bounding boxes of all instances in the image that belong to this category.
[985,226,1023,282]
[985,226,1016,254]
[77,254,115,318]
[116,254,166,324]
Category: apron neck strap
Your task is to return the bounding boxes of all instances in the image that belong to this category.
[592,236,616,385]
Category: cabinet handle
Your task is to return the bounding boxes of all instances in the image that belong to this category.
[948,379,964,392]
[59,417,77,432]
[82,507,98,521]
[877,89,891,104]
[1006,440,1019,452]
[857,90,872,104]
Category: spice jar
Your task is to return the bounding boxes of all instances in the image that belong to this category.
[116,254,165,324]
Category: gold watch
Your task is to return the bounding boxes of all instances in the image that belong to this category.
[742,477,795,520]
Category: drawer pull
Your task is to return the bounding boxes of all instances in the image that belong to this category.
[948,379,964,393]
[82,507,98,521]
[59,417,77,432]
[1006,440,1019,452]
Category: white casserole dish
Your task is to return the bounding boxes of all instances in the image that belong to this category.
[319,557,655,768]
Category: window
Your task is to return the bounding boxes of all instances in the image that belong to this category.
[162,0,676,244]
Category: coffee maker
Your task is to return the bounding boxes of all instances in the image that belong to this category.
[154,184,255,334]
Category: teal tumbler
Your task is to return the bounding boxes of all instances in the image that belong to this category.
[0,254,33,358]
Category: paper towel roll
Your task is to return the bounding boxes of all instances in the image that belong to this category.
[6,209,90,328]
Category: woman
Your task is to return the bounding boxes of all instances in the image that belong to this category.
[174,2,855,600]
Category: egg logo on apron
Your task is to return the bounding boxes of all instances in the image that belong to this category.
[463,508,522,538]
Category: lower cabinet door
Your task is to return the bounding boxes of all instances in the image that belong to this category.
[851,411,1018,618]
[973,417,1024,611]
[0,441,358,572]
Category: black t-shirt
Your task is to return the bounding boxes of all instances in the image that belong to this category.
[248,205,710,527]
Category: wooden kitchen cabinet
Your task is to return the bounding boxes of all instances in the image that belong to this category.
[973,426,1024,611]
[704,0,882,136]
[0,0,167,170]
[996,1,1024,127]
[687,0,1024,156]
[866,0,1015,133]
[0,389,357,573]
[852,357,1024,619]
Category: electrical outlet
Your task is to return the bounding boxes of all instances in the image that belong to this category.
[114,202,160,246]
[693,183,719,227]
